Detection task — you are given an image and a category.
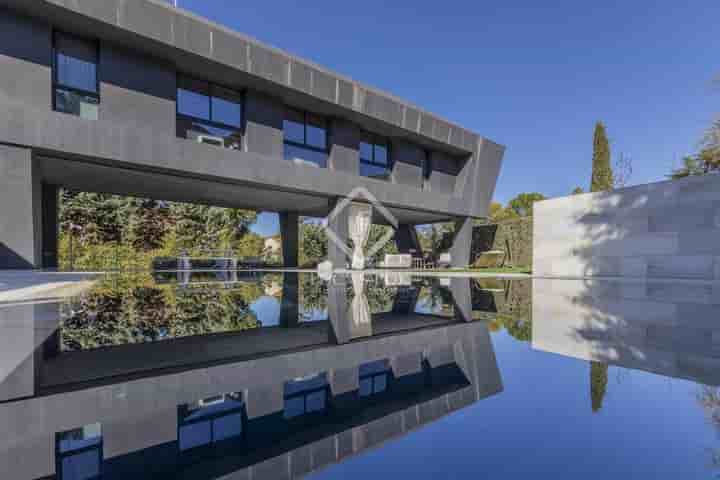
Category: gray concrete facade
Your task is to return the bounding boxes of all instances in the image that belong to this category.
[0,1,505,269]
[533,174,720,279]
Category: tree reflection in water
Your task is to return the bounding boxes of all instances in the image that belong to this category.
[59,273,264,351]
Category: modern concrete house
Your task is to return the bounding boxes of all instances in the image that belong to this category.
[0,0,505,270]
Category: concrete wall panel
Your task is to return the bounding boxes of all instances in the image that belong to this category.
[0,10,51,110]
[100,45,176,133]
[119,0,173,44]
[534,174,720,279]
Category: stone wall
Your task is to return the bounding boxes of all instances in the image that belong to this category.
[472,217,533,268]
[533,174,720,279]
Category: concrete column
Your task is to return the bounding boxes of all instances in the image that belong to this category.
[41,184,59,269]
[279,272,299,328]
[327,198,349,268]
[279,212,299,268]
[450,217,473,268]
[395,224,422,255]
[450,277,473,322]
[244,91,284,158]
[0,145,42,269]
[329,118,360,174]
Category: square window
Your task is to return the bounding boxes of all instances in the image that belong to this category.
[56,423,102,480]
[360,142,373,162]
[374,145,388,165]
[55,89,99,120]
[374,374,388,393]
[284,108,306,144]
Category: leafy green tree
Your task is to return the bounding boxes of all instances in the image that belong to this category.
[507,192,547,217]
[669,155,706,179]
[590,121,614,192]
[571,187,585,195]
[299,221,328,266]
[488,201,520,222]
[236,231,265,258]
[364,225,398,265]
[127,199,171,251]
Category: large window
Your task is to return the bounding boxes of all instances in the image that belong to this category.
[283,108,328,168]
[360,133,391,180]
[53,32,99,120]
[284,373,329,419]
[55,423,103,480]
[177,76,243,150]
[178,392,245,451]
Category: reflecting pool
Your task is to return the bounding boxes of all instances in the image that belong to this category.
[0,273,719,479]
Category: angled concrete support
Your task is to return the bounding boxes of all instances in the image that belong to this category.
[279,212,299,268]
[450,217,473,268]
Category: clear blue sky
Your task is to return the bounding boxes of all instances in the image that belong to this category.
[177,0,719,234]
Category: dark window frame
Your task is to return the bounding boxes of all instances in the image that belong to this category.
[55,424,103,480]
[283,380,330,419]
[176,74,245,143]
[359,369,391,397]
[52,30,100,113]
[283,108,329,154]
[177,393,247,452]
[359,132,392,178]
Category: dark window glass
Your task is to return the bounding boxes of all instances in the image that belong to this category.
[359,133,391,180]
[56,423,103,480]
[284,144,327,168]
[177,76,243,150]
[178,88,210,120]
[360,142,373,162]
[284,373,329,419]
[359,360,390,397]
[283,108,306,144]
[178,393,245,451]
[283,108,328,167]
[211,86,242,127]
[306,113,327,149]
[55,33,97,93]
[55,88,99,120]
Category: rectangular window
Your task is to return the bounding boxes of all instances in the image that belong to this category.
[178,392,245,451]
[359,359,391,397]
[53,32,99,121]
[283,108,328,168]
[177,75,243,150]
[56,423,103,480]
[283,373,329,419]
[360,133,391,181]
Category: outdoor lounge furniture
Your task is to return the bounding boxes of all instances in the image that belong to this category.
[381,254,413,269]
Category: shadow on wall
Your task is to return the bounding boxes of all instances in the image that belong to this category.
[534,174,720,280]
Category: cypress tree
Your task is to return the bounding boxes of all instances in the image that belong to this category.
[590,122,614,192]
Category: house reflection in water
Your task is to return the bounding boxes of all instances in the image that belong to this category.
[0,273,502,480]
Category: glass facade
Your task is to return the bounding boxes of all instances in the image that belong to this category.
[177,76,243,150]
[53,32,99,120]
[283,108,328,167]
[359,359,391,397]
